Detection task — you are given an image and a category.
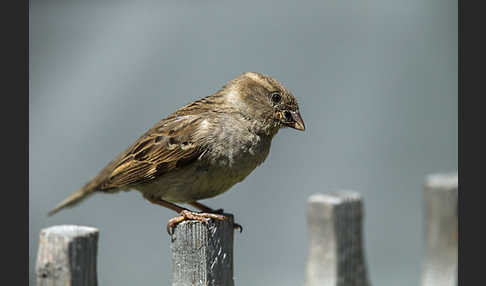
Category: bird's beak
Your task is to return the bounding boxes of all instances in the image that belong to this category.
[290,111,305,131]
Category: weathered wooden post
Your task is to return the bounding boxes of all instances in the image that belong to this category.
[421,173,458,286]
[35,225,99,286]
[171,214,235,286]
[305,191,370,286]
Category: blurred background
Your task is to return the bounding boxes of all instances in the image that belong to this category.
[29,0,457,285]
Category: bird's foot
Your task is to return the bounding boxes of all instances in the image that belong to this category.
[167,210,226,235]
[166,210,244,234]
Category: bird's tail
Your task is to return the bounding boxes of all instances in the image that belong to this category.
[48,185,96,216]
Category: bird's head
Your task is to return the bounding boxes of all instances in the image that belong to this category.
[225,72,305,133]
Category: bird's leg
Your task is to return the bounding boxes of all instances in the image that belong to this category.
[144,196,226,234]
[188,201,224,214]
[189,201,243,233]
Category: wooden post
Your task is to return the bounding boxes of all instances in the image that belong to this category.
[171,214,235,286]
[35,225,99,286]
[305,191,370,286]
[421,173,458,286]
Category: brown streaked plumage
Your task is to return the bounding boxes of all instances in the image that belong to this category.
[48,72,305,233]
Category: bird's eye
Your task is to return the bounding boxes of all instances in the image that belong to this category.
[283,111,293,121]
[271,92,281,104]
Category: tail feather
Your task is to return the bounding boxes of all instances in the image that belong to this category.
[48,187,95,216]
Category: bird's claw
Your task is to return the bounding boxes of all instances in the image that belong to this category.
[167,210,226,235]
[233,222,243,233]
[166,210,244,235]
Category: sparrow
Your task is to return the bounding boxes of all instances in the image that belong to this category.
[48,72,305,234]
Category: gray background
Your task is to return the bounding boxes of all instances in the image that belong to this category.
[29,0,457,285]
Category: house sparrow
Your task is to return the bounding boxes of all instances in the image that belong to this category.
[48,72,305,234]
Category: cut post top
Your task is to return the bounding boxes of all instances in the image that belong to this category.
[40,225,99,238]
[308,191,362,205]
[425,173,458,190]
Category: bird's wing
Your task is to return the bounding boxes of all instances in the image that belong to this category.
[91,114,208,192]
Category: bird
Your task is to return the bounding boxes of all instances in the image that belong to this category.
[48,72,305,234]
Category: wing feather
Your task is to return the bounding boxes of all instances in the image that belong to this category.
[90,114,206,192]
